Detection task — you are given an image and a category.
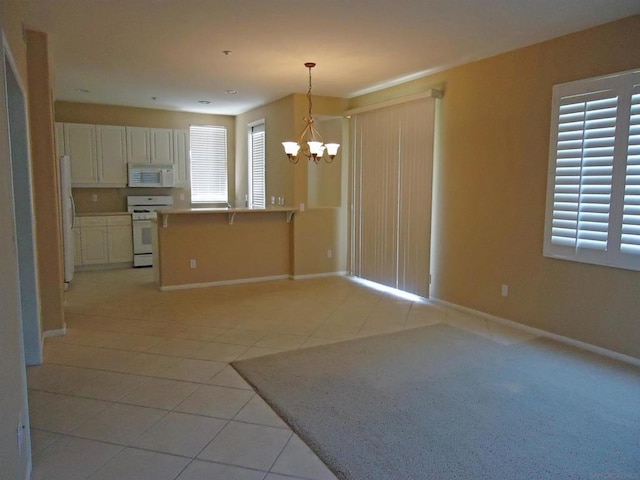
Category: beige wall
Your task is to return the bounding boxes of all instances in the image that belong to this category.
[72,187,191,213]
[291,94,347,207]
[234,94,349,278]
[235,95,296,207]
[308,118,343,208]
[289,94,349,276]
[0,0,31,476]
[292,208,347,277]
[350,15,640,359]
[157,212,292,287]
[26,29,66,333]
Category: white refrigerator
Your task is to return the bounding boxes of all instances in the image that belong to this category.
[58,155,75,290]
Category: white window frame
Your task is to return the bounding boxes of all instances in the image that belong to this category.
[543,69,640,271]
[248,120,266,208]
[189,125,228,204]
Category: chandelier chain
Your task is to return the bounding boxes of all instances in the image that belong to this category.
[307,64,313,120]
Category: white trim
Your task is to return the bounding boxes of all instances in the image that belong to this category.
[160,274,290,291]
[431,297,640,368]
[42,327,67,339]
[344,90,443,116]
[3,32,27,96]
[291,271,348,280]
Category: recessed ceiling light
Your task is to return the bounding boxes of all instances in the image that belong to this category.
[225,90,238,95]
[197,100,211,104]
[75,88,90,93]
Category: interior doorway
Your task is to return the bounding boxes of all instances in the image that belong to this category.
[5,53,42,365]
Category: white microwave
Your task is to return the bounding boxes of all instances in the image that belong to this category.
[128,164,175,188]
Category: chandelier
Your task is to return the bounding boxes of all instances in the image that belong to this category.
[282,62,340,164]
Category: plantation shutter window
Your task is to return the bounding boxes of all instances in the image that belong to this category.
[249,123,266,208]
[543,69,640,271]
[621,85,640,256]
[190,125,228,203]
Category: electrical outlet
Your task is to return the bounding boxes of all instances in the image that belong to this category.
[501,284,509,297]
[327,249,332,259]
[190,259,197,269]
[91,193,98,202]
[179,193,185,201]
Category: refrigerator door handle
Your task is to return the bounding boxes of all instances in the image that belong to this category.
[70,194,76,229]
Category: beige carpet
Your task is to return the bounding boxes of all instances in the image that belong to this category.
[233,323,640,480]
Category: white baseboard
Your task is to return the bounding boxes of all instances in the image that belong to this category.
[291,271,348,280]
[160,275,290,291]
[42,326,67,339]
[161,272,350,290]
[431,297,640,368]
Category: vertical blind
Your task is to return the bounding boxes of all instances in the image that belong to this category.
[351,97,436,297]
[249,123,266,208]
[190,125,228,203]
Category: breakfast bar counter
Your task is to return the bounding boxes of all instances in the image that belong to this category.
[154,207,296,290]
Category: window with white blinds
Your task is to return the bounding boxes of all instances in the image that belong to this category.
[189,125,228,204]
[543,69,640,271]
[248,122,265,208]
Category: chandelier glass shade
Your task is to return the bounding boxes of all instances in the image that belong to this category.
[283,63,340,164]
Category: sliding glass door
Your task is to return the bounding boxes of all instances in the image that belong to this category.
[351,97,436,297]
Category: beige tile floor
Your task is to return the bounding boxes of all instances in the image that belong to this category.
[28,268,537,480]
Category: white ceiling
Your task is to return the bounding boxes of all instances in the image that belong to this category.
[25,0,640,116]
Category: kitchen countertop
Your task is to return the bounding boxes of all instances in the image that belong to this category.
[156,206,296,227]
[76,212,132,217]
[159,206,295,215]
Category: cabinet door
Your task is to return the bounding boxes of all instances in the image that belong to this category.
[107,225,133,263]
[173,129,189,187]
[73,227,83,266]
[55,122,66,158]
[97,125,127,185]
[81,227,108,265]
[126,127,150,164]
[64,123,98,184]
[150,128,174,165]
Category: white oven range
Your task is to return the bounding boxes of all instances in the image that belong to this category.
[127,195,174,267]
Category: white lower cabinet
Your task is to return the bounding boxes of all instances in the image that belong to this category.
[75,215,133,267]
[106,216,134,263]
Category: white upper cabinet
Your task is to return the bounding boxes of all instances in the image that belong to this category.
[126,127,151,164]
[127,127,174,165]
[64,123,128,187]
[150,128,174,165]
[96,125,128,185]
[173,129,189,187]
[60,122,188,187]
[64,123,98,184]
